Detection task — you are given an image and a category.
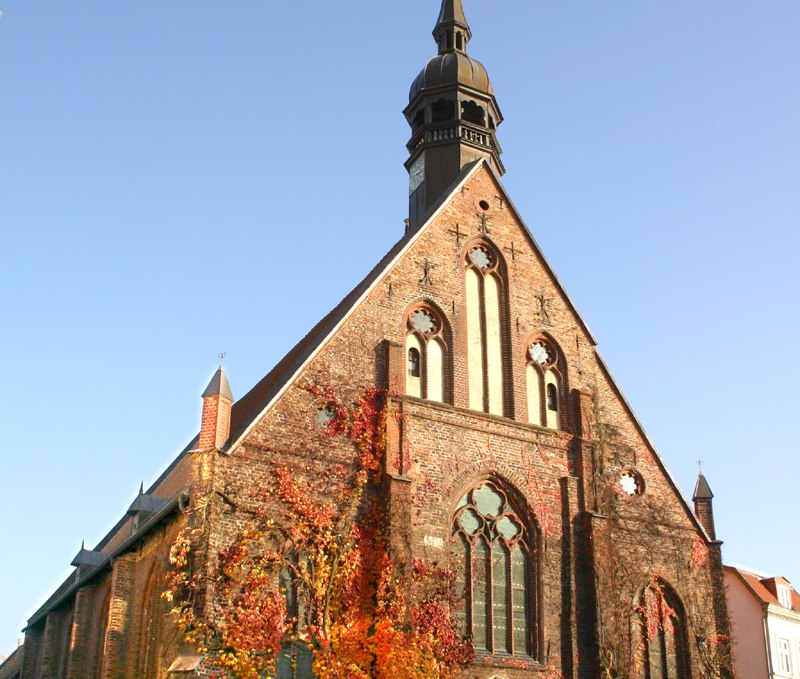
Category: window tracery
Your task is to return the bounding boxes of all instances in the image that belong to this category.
[451,480,536,658]
[405,303,448,403]
[638,580,691,679]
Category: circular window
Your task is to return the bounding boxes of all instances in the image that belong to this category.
[619,469,645,497]
[409,308,438,335]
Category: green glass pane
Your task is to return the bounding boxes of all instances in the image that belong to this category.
[473,484,503,517]
[511,547,529,655]
[459,507,482,535]
[497,515,521,540]
[455,492,468,511]
[473,538,490,651]
[451,533,468,638]
[492,543,510,653]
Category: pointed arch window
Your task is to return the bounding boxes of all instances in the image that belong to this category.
[451,480,537,658]
[465,243,507,416]
[525,338,563,429]
[276,550,313,678]
[405,305,447,403]
[638,580,692,679]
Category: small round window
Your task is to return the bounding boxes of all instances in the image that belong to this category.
[619,468,645,497]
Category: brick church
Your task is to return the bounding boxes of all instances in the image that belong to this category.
[6,1,733,678]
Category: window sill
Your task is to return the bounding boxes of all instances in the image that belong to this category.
[397,394,573,440]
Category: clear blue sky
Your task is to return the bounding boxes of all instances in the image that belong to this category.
[1,0,798,657]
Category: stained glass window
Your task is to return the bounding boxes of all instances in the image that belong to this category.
[451,481,534,657]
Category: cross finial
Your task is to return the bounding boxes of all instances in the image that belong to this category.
[218,351,227,366]
[697,458,704,472]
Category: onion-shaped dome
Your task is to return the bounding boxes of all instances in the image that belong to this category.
[409,51,494,102]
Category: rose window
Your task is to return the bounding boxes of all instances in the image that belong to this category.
[619,469,645,497]
[409,309,438,335]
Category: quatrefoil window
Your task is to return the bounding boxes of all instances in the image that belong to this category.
[528,341,555,367]
[468,246,493,270]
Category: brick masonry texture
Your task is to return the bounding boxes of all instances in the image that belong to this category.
[12,164,731,678]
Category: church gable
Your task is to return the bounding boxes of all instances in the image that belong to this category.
[11,1,734,676]
[233,161,702,544]
[222,159,722,674]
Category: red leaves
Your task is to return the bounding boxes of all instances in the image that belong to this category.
[165,385,472,678]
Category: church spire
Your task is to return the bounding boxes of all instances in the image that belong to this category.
[405,0,504,229]
[433,0,472,54]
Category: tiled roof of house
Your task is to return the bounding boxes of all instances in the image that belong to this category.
[725,565,800,611]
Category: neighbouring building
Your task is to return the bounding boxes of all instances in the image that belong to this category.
[725,565,800,679]
[8,1,734,677]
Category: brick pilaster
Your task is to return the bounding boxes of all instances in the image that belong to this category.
[66,585,93,679]
[100,553,136,679]
[20,623,44,679]
[40,606,71,679]
[559,476,580,677]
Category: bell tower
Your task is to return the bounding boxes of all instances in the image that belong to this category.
[405,0,504,229]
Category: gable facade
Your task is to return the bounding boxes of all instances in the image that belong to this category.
[10,2,733,678]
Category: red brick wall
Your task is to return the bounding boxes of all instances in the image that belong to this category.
[210,164,728,677]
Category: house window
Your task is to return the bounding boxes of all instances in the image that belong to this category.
[639,581,691,678]
[465,243,507,416]
[525,338,563,429]
[777,584,792,609]
[405,305,447,403]
[777,638,792,674]
[451,480,536,658]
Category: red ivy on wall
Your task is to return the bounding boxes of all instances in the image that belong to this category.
[164,386,472,678]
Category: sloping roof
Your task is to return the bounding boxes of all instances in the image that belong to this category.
[0,644,23,679]
[202,367,233,400]
[693,473,714,500]
[725,565,800,611]
[227,231,413,445]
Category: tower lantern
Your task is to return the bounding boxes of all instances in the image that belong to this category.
[405,0,504,229]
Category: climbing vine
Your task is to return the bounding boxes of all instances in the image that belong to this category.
[164,385,472,678]
[587,392,734,679]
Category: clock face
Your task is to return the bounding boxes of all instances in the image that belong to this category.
[409,154,425,195]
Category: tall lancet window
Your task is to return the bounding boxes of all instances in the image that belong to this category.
[638,580,692,679]
[525,337,564,429]
[465,242,506,416]
[405,304,447,403]
[451,480,537,658]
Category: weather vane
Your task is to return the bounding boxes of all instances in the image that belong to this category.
[218,351,227,365]
[697,458,704,472]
